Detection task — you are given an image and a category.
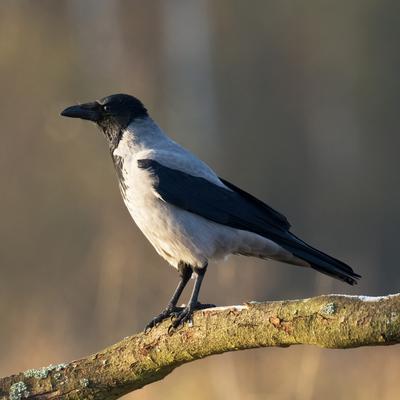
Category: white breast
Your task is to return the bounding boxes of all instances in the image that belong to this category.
[119,158,219,268]
[112,117,293,269]
[111,119,216,267]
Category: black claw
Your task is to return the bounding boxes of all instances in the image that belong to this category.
[146,301,217,334]
[144,306,184,332]
[169,310,181,321]
[170,306,193,330]
[167,302,217,333]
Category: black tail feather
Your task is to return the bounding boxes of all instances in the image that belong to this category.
[279,233,361,285]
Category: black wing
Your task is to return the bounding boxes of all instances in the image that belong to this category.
[138,159,360,285]
[138,158,290,234]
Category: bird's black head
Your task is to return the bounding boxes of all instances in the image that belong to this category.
[61,94,148,148]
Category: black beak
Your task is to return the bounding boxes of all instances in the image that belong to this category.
[60,102,101,122]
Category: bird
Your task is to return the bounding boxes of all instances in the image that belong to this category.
[61,93,361,331]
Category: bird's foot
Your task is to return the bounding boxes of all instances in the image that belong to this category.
[144,305,184,333]
[193,302,216,310]
[168,305,194,333]
[168,302,216,333]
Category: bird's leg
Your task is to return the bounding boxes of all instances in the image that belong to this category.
[170,263,213,331]
[144,262,192,332]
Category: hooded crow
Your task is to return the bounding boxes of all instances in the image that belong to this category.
[61,93,360,331]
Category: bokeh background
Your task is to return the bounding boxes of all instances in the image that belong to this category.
[1,1,399,399]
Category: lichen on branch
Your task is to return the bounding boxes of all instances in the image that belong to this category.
[1,294,399,400]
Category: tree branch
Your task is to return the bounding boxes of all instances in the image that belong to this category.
[1,294,399,400]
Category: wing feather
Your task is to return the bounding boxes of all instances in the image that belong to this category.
[137,158,289,233]
[137,158,360,285]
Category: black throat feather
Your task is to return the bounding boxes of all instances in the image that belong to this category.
[98,119,124,152]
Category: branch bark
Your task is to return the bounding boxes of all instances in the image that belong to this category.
[1,294,399,400]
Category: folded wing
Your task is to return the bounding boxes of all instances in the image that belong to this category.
[138,159,360,285]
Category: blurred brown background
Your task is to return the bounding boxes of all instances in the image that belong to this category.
[1,1,399,399]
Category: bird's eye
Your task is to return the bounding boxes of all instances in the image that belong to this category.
[103,105,109,112]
